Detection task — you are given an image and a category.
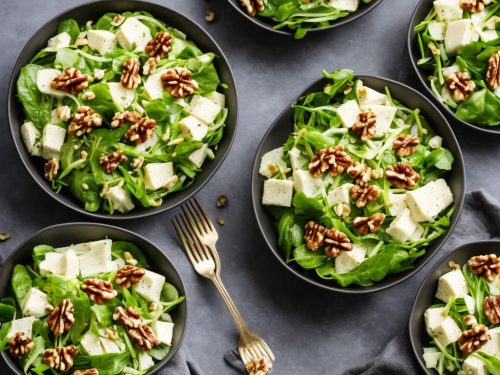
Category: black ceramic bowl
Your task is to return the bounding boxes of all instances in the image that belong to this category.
[8,0,238,220]
[0,222,187,375]
[251,74,465,294]
[407,0,500,134]
[409,241,500,374]
[225,0,384,37]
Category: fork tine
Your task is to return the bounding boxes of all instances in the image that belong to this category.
[179,213,209,262]
[181,201,207,237]
[239,348,249,364]
[172,217,199,265]
[247,345,260,361]
[258,340,275,361]
[185,199,211,235]
[255,342,273,362]
[193,197,216,232]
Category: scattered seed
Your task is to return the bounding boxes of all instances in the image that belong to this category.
[0,233,11,241]
[80,150,88,160]
[82,91,96,101]
[205,11,216,22]
[448,260,460,270]
[216,195,228,208]
[216,216,224,226]
[81,183,89,191]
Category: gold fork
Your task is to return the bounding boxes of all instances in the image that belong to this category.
[172,198,275,367]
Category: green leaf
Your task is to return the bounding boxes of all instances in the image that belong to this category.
[111,241,149,268]
[11,265,32,307]
[425,148,454,171]
[293,245,327,269]
[57,19,81,43]
[456,89,500,126]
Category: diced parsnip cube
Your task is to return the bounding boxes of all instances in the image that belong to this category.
[116,17,151,51]
[409,223,424,241]
[179,116,208,141]
[435,316,461,347]
[62,249,80,279]
[153,320,175,345]
[429,135,443,149]
[144,162,175,191]
[22,288,49,317]
[138,352,155,371]
[289,147,306,171]
[144,71,164,100]
[364,105,396,137]
[104,185,135,214]
[335,244,366,274]
[423,347,440,369]
[328,0,359,11]
[41,124,66,160]
[327,184,353,206]
[464,295,476,315]
[187,95,222,124]
[204,91,225,108]
[135,270,165,302]
[188,144,209,168]
[356,81,388,109]
[424,307,447,335]
[262,179,294,207]
[386,208,418,243]
[293,170,323,198]
[87,30,116,54]
[47,32,71,50]
[21,121,42,156]
[433,0,463,21]
[36,69,65,98]
[9,317,37,339]
[388,192,408,216]
[108,82,135,109]
[428,21,446,40]
[405,179,454,222]
[336,99,361,128]
[435,269,469,303]
[444,19,475,55]
[481,327,500,355]
[39,252,64,276]
[78,239,114,277]
[259,147,285,178]
[81,331,105,356]
[462,356,487,375]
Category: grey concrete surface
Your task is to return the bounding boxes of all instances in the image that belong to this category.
[0,0,499,374]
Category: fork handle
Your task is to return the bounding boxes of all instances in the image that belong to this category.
[211,275,249,334]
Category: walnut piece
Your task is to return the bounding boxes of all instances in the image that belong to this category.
[8,332,34,358]
[144,32,172,59]
[308,146,353,177]
[43,345,78,372]
[351,184,381,208]
[99,150,128,173]
[446,72,475,102]
[51,67,88,95]
[113,307,160,351]
[81,279,118,304]
[110,111,142,128]
[352,112,377,141]
[56,105,71,122]
[240,0,265,16]
[347,163,379,186]
[468,254,500,281]
[323,227,353,257]
[47,299,75,336]
[44,158,59,182]
[73,369,99,375]
[246,357,270,375]
[486,51,500,90]
[69,106,103,136]
[143,57,158,76]
[386,163,420,189]
[304,221,326,251]
[113,306,142,329]
[459,318,490,354]
[484,296,500,324]
[124,117,157,145]
[115,264,146,288]
[111,14,125,26]
[161,67,199,98]
[353,213,386,235]
[121,58,140,90]
[460,0,492,13]
[393,134,420,157]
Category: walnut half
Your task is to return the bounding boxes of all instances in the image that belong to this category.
[486,51,500,90]
[47,299,75,337]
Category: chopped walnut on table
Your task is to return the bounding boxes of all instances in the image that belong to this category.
[446,71,475,102]
[304,221,352,257]
[44,158,59,182]
[113,306,160,351]
[115,264,146,288]
[43,345,78,372]
[468,254,500,281]
[8,332,34,358]
[486,51,500,90]
[460,0,491,13]
[240,0,265,16]
[352,111,377,141]
[144,31,172,59]
[51,67,88,95]
[81,279,118,304]
[124,117,157,145]
[121,58,141,90]
[393,134,420,157]
[484,296,500,324]
[99,150,128,174]
[386,162,420,189]
[68,106,103,136]
[308,146,353,177]
[47,298,75,336]
[351,184,381,208]
[246,357,270,375]
[353,213,386,235]
[161,67,199,98]
[459,315,490,354]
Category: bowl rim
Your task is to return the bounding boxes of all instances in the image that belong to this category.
[0,221,187,375]
[408,240,500,374]
[7,0,239,220]
[224,0,385,37]
[251,73,466,294]
[406,0,500,134]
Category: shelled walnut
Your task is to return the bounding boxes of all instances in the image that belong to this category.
[484,296,500,324]
[99,150,128,174]
[110,111,142,128]
[347,163,375,186]
[393,134,420,157]
[43,345,78,372]
[161,67,198,98]
[352,112,377,141]
[115,265,146,288]
[124,117,157,145]
[81,279,118,304]
[121,58,140,90]
[308,146,353,177]
[323,227,353,257]
[468,254,500,281]
[51,67,88,95]
[245,357,270,375]
[44,158,59,182]
[351,184,381,208]
[68,106,103,136]
[486,51,500,90]
[460,0,491,13]
[144,32,172,59]
[386,163,420,189]
[353,213,386,235]
[113,306,160,351]
[446,72,475,102]
[304,221,326,251]
[73,369,99,375]
[459,316,490,354]
[8,332,34,358]
[47,299,75,336]
[240,0,265,16]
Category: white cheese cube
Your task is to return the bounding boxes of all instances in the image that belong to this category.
[21,121,42,156]
[78,239,114,277]
[47,32,71,50]
[81,331,105,356]
[153,320,174,346]
[289,148,305,171]
[481,327,500,355]
[187,95,221,124]
[135,270,165,302]
[108,82,135,110]
[364,105,396,137]
[386,208,418,243]
[406,179,454,222]
[434,0,463,20]
[104,185,135,214]
[87,30,116,55]
[409,223,424,241]
[435,316,462,347]
[188,144,208,168]
[442,65,460,78]
[178,116,208,141]
[424,307,447,335]
[39,252,64,276]
[435,269,469,303]
[488,274,500,295]
[144,72,164,100]
[480,30,499,43]
[9,317,37,339]
[22,288,49,318]
[116,17,151,51]
[259,147,285,178]
[100,337,121,353]
[144,162,175,191]
[136,132,158,153]
[328,0,359,11]
[462,356,487,375]
[41,124,66,160]
[327,184,353,206]
[262,179,294,207]
[388,192,408,216]
[429,135,443,149]
[293,170,323,198]
[55,242,92,255]
[428,21,446,40]
[138,352,155,371]
[337,99,361,128]
[335,244,366,274]
[62,249,80,279]
[36,69,65,98]
[356,81,388,109]
[204,91,225,108]
[445,19,475,55]
[423,347,440,369]
[464,295,476,315]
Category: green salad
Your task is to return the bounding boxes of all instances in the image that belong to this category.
[414,0,500,126]
[0,239,184,375]
[422,254,500,374]
[259,69,456,287]
[17,11,228,214]
[240,0,375,38]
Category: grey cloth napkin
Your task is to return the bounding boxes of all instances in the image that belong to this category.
[344,190,500,375]
[160,348,203,375]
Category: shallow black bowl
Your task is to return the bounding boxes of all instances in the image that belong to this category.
[409,241,500,373]
[8,0,238,220]
[0,222,187,375]
[225,0,384,37]
[407,0,500,134]
[251,74,465,294]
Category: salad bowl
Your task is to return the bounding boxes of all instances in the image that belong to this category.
[8,0,238,220]
[409,241,500,374]
[0,222,187,375]
[251,72,465,294]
